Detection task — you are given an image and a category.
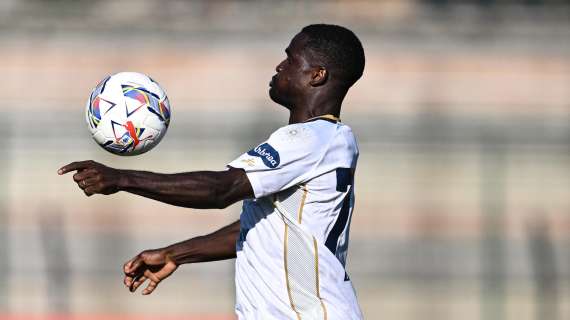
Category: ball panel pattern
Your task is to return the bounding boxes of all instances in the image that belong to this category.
[85,72,171,156]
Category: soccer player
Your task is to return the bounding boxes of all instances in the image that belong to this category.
[59,24,365,320]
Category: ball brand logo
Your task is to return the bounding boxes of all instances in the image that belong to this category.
[247,143,280,168]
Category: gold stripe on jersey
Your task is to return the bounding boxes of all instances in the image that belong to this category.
[314,236,328,320]
[284,223,302,320]
[277,185,327,320]
[297,186,308,223]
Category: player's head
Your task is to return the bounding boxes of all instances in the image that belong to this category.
[269,24,365,110]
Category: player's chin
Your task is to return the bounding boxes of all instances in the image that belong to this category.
[268,88,289,108]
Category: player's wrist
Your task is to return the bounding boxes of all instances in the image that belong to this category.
[163,244,188,266]
[163,248,178,266]
[115,169,131,191]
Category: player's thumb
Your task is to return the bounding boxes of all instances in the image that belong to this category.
[156,261,178,280]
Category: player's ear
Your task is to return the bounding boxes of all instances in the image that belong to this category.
[309,67,327,87]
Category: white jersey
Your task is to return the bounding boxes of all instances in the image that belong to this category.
[227,118,363,320]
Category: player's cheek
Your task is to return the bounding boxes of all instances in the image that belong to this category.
[278,76,292,94]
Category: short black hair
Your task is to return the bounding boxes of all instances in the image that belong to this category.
[301,24,365,89]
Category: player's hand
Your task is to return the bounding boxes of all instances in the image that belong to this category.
[58,160,123,196]
[123,248,178,295]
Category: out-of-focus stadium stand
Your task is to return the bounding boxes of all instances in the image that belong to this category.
[0,1,568,319]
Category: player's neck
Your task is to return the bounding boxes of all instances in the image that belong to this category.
[288,105,341,124]
[287,90,345,124]
[286,83,349,124]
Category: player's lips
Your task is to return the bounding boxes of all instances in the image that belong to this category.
[269,75,277,87]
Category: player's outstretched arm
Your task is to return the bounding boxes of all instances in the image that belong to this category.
[58,160,254,209]
[123,219,240,295]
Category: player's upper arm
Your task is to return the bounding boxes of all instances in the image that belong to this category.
[227,125,324,198]
[216,167,254,208]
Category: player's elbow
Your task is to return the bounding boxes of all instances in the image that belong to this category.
[212,187,236,209]
[213,194,233,209]
[211,169,252,209]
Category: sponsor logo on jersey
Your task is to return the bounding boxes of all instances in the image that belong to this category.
[247,143,280,168]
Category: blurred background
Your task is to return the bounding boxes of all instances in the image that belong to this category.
[0,0,569,319]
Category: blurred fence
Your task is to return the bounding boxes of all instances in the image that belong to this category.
[0,1,569,319]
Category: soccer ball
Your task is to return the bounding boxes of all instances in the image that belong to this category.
[85,72,171,156]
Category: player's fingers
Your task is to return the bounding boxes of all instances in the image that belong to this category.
[142,280,159,295]
[124,275,134,287]
[73,169,95,182]
[83,187,95,197]
[130,275,148,293]
[79,177,98,188]
[76,178,95,190]
[127,270,142,288]
[124,256,144,276]
[144,269,161,283]
[58,160,94,175]
[129,277,146,292]
[137,270,163,294]
[123,258,135,274]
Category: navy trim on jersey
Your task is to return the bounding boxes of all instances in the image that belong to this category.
[336,168,352,192]
[325,168,354,272]
[325,190,351,256]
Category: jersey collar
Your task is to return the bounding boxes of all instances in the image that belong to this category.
[303,114,340,123]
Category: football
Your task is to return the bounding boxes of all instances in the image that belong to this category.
[86,72,171,155]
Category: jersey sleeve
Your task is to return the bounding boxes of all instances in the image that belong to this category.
[227,124,324,198]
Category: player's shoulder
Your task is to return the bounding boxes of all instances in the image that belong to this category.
[265,121,356,162]
[271,120,354,142]
[269,122,320,147]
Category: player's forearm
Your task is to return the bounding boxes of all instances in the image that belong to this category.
[117,169,247,209]
[165,220,240,264]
